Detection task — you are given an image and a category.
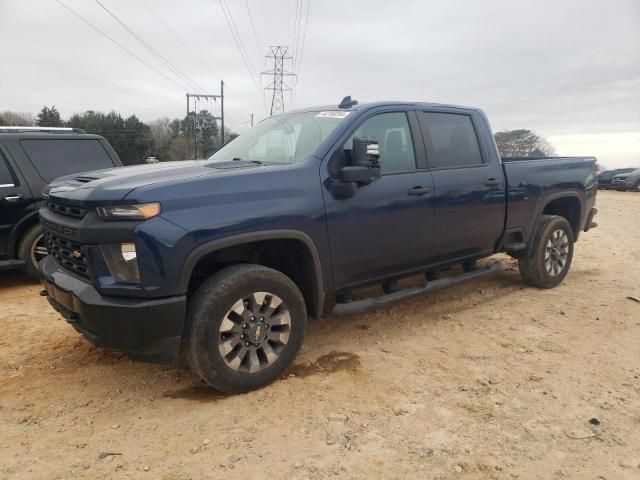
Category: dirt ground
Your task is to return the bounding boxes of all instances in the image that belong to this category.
[1,190,639,480]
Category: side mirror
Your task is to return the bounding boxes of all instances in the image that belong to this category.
[332,137,381,198]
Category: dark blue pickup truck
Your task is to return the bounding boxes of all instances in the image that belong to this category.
[38,98,598,393]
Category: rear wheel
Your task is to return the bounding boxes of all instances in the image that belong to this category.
[18,224,48,280]
[185,264,307,393]
[518,215,574,288]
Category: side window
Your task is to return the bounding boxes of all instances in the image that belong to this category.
[0,150,16,186]
[344,112,416,174]
[420,112,482,168]
[19,139,116,182]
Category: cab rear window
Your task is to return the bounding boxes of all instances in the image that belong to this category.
[20,139,115,182]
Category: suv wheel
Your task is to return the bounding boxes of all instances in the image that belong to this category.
[518,215,574,288]
[18,224,48,280]
[185,264,307,393]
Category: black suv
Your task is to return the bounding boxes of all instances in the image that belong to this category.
[0,127,122,279]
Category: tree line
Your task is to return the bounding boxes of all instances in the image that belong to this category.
[1,106,557,163]
[0,105,237,165]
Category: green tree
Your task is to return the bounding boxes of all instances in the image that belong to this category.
[0,115,7,126]
[494,129,556,157]
[67,110,152,165]
[36,105,65,127]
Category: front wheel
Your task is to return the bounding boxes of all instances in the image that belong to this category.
[518,215,574,288]
[185,264,307,393]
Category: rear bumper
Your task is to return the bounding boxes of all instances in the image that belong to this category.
[39,255,186,363]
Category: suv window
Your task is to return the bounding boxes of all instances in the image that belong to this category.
[0,151,15,186]
[420,112,482,168]
[20,139,115,182]
[344,112,416,174]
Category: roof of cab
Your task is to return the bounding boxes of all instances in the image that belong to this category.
[288,99,481,115]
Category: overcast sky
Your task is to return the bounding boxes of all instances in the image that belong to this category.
[1,0,638,167]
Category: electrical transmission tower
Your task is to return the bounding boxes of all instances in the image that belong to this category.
[261,46,296,116]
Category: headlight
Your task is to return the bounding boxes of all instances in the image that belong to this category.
[96,202,161,220]
[100,243,140,283]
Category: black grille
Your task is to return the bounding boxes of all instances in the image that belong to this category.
[45,231,89,278]
[47,201,87,219]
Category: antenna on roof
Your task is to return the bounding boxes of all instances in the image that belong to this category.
[338,96,358,109]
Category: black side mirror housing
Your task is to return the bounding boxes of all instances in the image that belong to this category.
[332,137,381,198]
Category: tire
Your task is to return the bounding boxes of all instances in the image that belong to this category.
[18,224,47,281]
[518,215,574,288]
[185,264,307,393]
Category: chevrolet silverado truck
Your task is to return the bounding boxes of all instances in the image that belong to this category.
[38,97,598,393]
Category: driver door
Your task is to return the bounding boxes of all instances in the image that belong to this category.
[322,110,435,289]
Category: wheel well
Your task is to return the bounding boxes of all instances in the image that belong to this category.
[187,239,320,317]
[542,197,581,236]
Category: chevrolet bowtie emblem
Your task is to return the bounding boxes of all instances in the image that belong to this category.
[72,250,82,258]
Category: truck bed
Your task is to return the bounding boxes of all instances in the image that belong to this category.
[501,156,598,243]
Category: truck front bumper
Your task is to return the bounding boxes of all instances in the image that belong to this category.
[39,255,186,363]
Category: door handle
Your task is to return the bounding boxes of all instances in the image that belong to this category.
[3,195,23,203]
[484,178,501,187]
[407,186,432,196]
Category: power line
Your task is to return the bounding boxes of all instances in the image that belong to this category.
[217,0,266,111]
[94,0,205,92]
[55,0,186,90]
[245,0,262,58]
[296,0,311,77]
[140,0,221,82]
[292,0,303,70]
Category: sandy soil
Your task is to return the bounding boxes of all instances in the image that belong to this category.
[1,190,639,480]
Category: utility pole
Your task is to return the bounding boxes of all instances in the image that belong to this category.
[261,46,296,116]
[250,113,254,128]
[186,81,224,158]
[220,80,225,146]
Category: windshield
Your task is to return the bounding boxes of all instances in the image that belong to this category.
[207,111,350,165]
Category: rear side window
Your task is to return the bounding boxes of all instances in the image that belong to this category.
[20,139,115,182]
[0,151,16,186]
[420,112,483,168]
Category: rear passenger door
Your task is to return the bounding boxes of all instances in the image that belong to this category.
[417,110,505,261]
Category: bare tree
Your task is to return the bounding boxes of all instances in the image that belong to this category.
[0,111,35,126]
[494,129,556,157]
[148,117,172,150]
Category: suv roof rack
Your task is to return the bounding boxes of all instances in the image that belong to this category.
[0,126,86,134]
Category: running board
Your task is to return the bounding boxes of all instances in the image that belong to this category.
[332,261,504,316]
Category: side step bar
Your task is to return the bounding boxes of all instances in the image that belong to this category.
[332,261,504,316]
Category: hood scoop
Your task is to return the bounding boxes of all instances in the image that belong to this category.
[74,175,101,183]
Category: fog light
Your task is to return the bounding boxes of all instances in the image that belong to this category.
[101,242,140,283]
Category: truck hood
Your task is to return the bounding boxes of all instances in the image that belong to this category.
[45,160,261,203]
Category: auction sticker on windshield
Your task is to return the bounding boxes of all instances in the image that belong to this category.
[315,111,351,119]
